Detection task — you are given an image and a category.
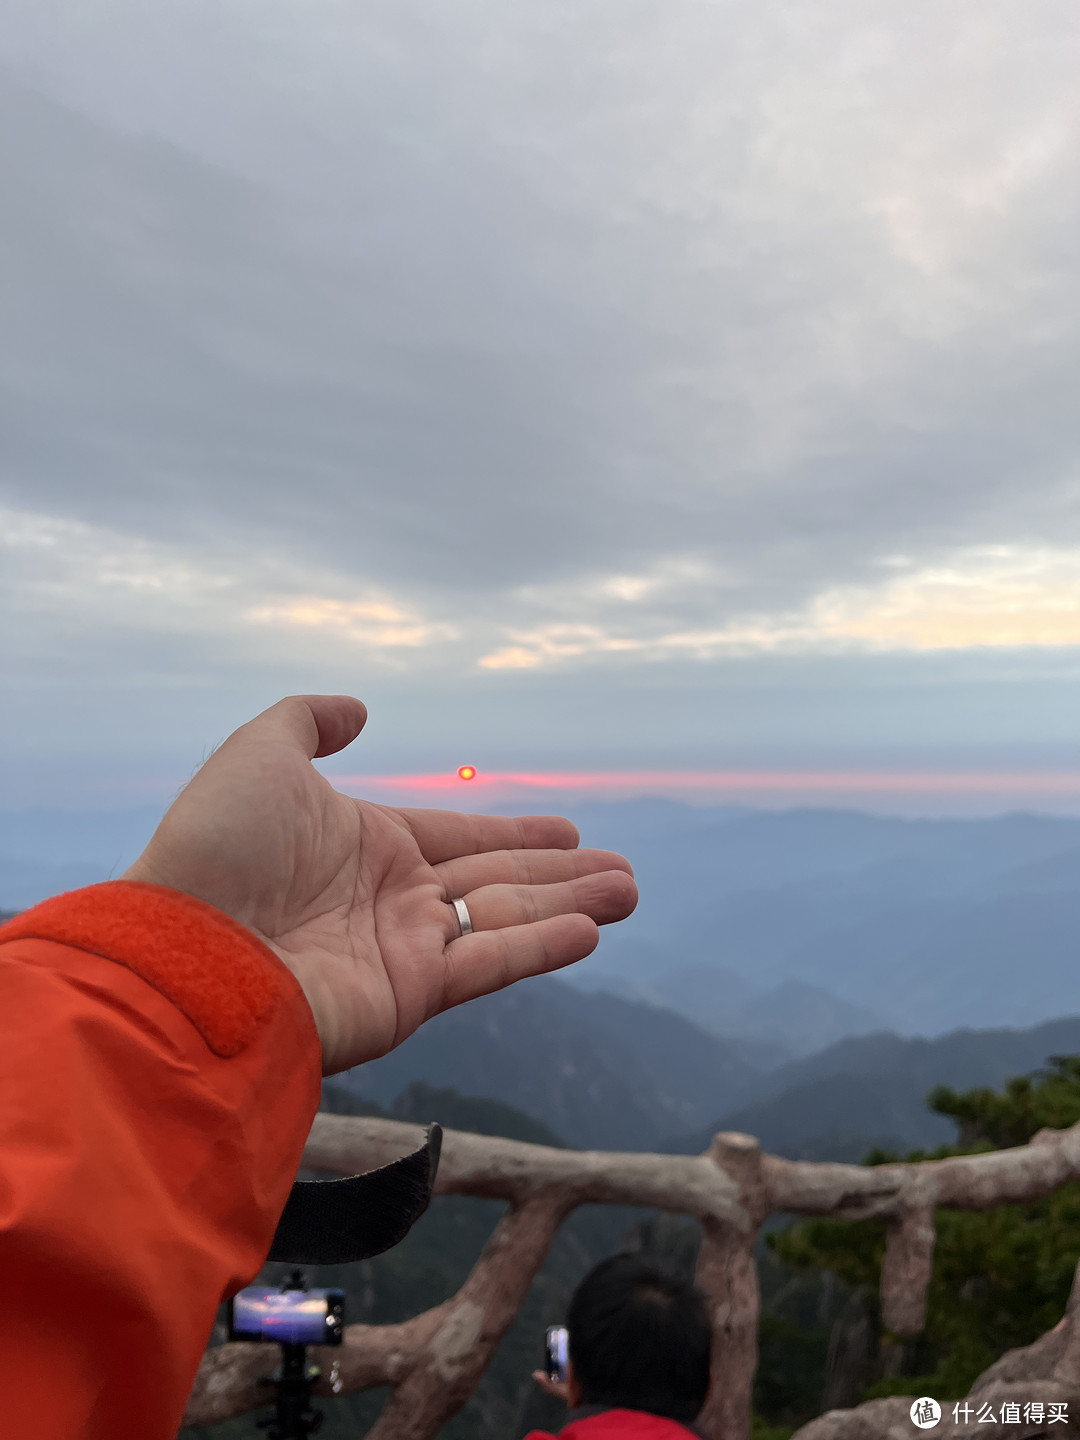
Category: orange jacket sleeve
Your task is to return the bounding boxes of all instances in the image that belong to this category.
[0,881,322,1440]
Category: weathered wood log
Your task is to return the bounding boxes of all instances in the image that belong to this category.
[303,1113,748,1220]
[365,1193,571,1439]
[879,1205,936,1337]
[307,1112,1080,1220]
[765,1121,1080,1218]
[695,1134,768,1440]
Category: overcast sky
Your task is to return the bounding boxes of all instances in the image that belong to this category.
[3,0,1080,811]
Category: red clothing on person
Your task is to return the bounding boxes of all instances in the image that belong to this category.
[0,882,323,1440]
[524,1408,703,1439]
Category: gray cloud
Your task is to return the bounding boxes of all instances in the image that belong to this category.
[2,1,1080,794]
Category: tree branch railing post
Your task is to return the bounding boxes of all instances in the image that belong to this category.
[695,1133,768,1440]
[183,1113,1080,1440]
[879,1203,936,1338]
[365,1191,573,1440]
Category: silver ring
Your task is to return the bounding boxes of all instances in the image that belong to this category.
[450,897,473,937]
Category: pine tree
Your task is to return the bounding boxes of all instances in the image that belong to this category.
[768,1057,1080,1404]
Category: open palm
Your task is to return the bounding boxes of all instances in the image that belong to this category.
[125,696,637,1073]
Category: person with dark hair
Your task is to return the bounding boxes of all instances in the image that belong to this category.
[527,1254,713,1439]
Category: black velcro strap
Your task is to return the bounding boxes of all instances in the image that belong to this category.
[268,1124,442,1265]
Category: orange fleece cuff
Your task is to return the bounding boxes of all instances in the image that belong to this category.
[0,882,301,1058]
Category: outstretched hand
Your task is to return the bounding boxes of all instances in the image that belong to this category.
[124,696,637,1074]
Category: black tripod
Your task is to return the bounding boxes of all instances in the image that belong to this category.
[259,1341,324,1439]
[258,1271,326,1439]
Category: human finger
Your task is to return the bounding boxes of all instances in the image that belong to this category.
[440,913,601,1010]
[532,1371,569,1402]
[450,871,638,936]
[384,807,580,865]
[237,694,368,760]
[434,846,634,899]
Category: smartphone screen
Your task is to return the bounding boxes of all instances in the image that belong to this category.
[228,1286,345,1345]
[545,1325,569,1383]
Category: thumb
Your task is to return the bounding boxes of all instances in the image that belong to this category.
[244,695,368,760]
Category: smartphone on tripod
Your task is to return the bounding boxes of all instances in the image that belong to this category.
[228,1273,345,1439]
[228,1283,345,1346]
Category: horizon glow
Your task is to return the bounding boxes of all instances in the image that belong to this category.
[328,769,1080,797]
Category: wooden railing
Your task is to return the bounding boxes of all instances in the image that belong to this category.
[184,1113,1080,1439]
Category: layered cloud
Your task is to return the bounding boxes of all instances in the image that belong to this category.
[8,504,1080,678]
[482,545,1080,667]
[2,507,456,666]
[2,2,1080,789]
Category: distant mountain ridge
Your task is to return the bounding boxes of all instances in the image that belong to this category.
[7,798,1080,1046]
[338,972,1080,1164]
[338,974,769,1151]
[689,1014,1080,1160]
[556,801,1080,1038]
[568,963,887,1058]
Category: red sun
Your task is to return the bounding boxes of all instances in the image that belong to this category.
[456,765,477,781]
